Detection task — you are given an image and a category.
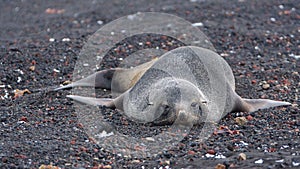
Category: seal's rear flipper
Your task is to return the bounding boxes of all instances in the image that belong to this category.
[54,69,117,91]
[243,99,291,112]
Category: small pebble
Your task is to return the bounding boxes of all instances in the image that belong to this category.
[145,137,155,142]
[97,20,103,25]
[205,153,215,158]
[192,22,204,27]
[275,159,284,163]
[53,69,60,73]
[262,83,270,90]
[131,159,140,163]
[159,160,170,165]
[29,65,35,71]
[278,5,284,9]
[254,159,264,164]
[292,161,300,167]
[238,153,247,161]
[214,163,226,169]
[270,17,276,22]
[62,38,70,42]
[235,117,248,125]
[17,77,22,83]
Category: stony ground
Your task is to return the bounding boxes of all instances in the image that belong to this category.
[0,0,299,168]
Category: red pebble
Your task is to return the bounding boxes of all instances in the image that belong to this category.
[188,150,196,155]
[19,116,28,122]
[207,149,216,155]
[246,115,253,121]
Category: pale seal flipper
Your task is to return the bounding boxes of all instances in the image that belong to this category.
[66,93,124,110]
[236,98,291,113]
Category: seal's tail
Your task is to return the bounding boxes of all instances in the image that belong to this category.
[243,98,291,112]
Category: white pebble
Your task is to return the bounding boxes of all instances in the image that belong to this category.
[279,5,284,9]
[4,90,9,99]
[275,159,284,163]
[192,22,204,27]
[270,17,276,22]
[53,69,60,73]
[205,153,215,158]
[281,145,289,149]
[96,55,102,60]
[292,161,300,167]
[289,53,300,59]
[145,137,155,142]
[62,38,70,42]
[97,20,103,25]
[15,69,24,75]
[215,153,226,159]
[49,38,55,42]
[240,141,249,146]
[254,159,264,164]
[83,63,89,67]
[17,77,22,83]
[220,53,229,57]
[95,131,114,138]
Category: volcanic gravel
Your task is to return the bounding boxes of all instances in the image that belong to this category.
[0,0,299,168]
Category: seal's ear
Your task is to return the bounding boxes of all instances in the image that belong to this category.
[241,98,291,112]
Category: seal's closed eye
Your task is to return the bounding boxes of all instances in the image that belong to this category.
[160,104,171,117]
[191,102,203,116]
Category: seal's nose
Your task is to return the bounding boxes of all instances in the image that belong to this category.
[176,108,200,125]
[178,110,186,121]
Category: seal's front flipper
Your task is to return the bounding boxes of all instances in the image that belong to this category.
[54,69,118,91]
[66,95,115,108]
[66,93,125,110]
[242,98,291,113]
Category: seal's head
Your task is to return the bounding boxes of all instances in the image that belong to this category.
[146,78,209,125]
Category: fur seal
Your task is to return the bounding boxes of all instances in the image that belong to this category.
[55,46,291,125]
